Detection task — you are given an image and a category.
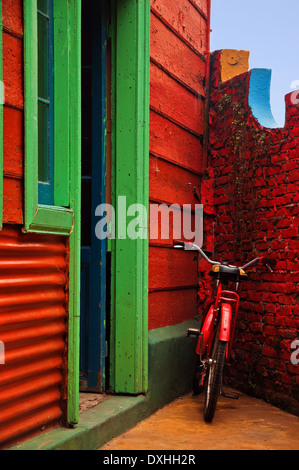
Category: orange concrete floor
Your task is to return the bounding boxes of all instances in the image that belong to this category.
[99,388,299,450]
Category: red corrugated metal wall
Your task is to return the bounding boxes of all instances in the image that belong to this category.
[0,227,68,448]
[0,0,69,448]
[148,0,210,329]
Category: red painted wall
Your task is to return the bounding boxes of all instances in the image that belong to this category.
[2,0,23,224]
[148,0,210,329]
[204,51,299,415]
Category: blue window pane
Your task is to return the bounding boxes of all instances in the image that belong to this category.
[37,1,54,204]
[38,101,49,182]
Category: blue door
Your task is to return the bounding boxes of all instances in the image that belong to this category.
[80,0,107,392]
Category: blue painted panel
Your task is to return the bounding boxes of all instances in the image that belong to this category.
[248,69,279,129]
[80,0,107,391]
[79,250,90,376]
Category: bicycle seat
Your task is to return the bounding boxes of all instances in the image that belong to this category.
[209,264,247,282]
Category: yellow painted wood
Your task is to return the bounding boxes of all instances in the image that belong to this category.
[220,49,250,82]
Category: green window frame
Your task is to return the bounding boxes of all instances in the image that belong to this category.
[24,0,81,426]
[24,0,74,235]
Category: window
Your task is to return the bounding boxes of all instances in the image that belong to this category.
[24,0,78,235]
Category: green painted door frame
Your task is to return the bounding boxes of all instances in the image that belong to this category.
[110,0,150,394]
[67,0,81,426]
[24,0,81,426]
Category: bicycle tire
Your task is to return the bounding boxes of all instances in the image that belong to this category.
[204,326,227,423]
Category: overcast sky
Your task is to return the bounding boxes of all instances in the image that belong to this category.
[210,0,299,127]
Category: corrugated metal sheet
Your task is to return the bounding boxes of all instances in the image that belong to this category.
[0,227,68,449]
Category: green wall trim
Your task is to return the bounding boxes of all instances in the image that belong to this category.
[110,0,150,394]
[24,0,39,229]
[8,320,199,450]
[67,0,81,426]
[25,205,73,236]
[147,321,199,408]
[24,0,81,425]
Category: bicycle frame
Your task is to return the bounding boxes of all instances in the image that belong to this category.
[196,283,240,361]
[176,239,276,420]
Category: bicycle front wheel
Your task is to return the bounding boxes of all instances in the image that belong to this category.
[204,326,227,423]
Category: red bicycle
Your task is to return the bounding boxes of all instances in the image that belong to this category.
[174,240,275,422]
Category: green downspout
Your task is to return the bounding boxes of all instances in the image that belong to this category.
[67,0,81,426]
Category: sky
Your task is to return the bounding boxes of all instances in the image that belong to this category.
[210,0,299,127]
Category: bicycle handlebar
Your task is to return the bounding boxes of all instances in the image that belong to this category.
[173,240,220,265]
[173,240,276,273]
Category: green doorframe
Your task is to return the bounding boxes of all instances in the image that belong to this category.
[110,0,150,394]
[23,0,81,426]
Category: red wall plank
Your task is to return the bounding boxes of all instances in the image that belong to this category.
[149,246,198,290]
[150,14,206,96]
[2,0,23,37]
[150,62,205,135]
[149,111,203,172]
[151,0,208,54]
[2,0,24,225]
[148,289,198,330]
[149,202,199,248]
[149,157,201,206]
[149,203,182,247]
[3,107,23,179]
[3,32,23,110]
[189,0,209,17]
[3,178,23,224]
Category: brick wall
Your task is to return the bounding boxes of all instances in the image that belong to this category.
[202,51,299,414]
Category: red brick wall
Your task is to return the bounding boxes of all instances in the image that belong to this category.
[148,0,210,329]
[203,51,299,414]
